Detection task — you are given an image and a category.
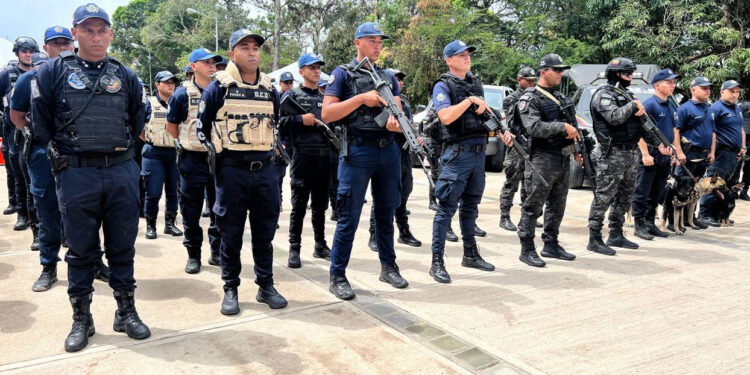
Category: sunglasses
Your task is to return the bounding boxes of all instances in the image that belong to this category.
[620,71,634,77]
[551,67,566,73]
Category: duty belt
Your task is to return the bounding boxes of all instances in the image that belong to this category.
[220,155,273,171]
[352,137,394,148]
[610,143,638,151]
[716,143,740,154]
[446,143,485,153]
[67,148,135,168]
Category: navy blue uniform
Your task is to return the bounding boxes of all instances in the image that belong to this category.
[1,65,28,220]
[326,59,402,277]
[197,74,281,290]
[142,97,179,218]
[632,95,677,220]
[10,69,60,264]
[676,100,715,179]
[168,82,220,261]
[700,100,744,218]
[32,54,145,297]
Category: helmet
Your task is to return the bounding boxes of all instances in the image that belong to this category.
[12,37,40,53]
[605,57,636,75]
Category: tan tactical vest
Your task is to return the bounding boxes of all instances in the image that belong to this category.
[178,80,212,152]
[144,96,175,147]
[212,61,275,152]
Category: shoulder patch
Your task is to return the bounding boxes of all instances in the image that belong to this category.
[436,92,446,102]
[518,99,528,112]
[199,100,206,113]
[599,97,612,107]
[30,79,40,99]
[327,74,335,85]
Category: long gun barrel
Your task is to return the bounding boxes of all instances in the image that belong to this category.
[279,95,341,151]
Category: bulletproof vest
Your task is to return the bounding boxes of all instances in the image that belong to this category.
[213,62,275,153]
[528,86,574,152]
[287,86,326,149]
[144,96,175,147]
[1,68,21,129]
[54,52,132,154]
[505,88,525,136]
[178,80,213,152]
[436,73,487,143]
[337,62,389,133]
[591,84,641,144]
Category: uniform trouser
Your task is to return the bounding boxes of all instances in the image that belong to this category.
[289,152,331,245]
[57,160,140,297]
[141,144,179,217]
[731,157,750,185]
[18,140,38,224]
[588,147,638,234]
[700,147,739,218]
[427,142,442,203]
[500,148,528,216]
[134,140,146,214]
[1,126,17,208]
[370,150,413,233]
[329,150,340,214]
[431,138,486,254]
[631,151,671,220]
[8,133,29,218]
[28,146,61,265]
[214,157,280,289]
[517,151,570,243]
[276,137,294,205]
[330,141,401,276]
[178,152,220,259]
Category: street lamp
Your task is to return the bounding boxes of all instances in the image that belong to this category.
[131,42,153,96]
[186,5,219,52]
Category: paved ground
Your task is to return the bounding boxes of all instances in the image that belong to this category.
[1,169,749,374]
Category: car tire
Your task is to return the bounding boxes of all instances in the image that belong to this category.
[486,143,505,172]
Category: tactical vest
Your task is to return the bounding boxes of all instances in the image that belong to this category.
[212,62,275,152]
[337,62,390,133]
[505,88,525,136]
[54,52,132,154]
[592,84,641,144]
[436,73,487,143]
[287,86,327,149]
[2,69,19,110]
[178,80,211,152]
[144,96,174,147]
[528,87,574,152]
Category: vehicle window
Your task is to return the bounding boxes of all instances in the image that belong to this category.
[484,88,504,111]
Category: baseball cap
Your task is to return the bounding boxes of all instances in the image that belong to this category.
[188,48,220,64]
[73,3,111,26]
[44,26,73,43]
[443,40,475,59]
[355,22,389,40]
[229,29,265,50]
[652,69,680,84]
[690,76,712,88]
[298,53,325,68]
[721,80,741,90]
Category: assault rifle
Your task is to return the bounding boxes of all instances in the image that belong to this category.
[279,95,341,151]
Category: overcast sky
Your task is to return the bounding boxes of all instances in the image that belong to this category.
[0,0,132,43]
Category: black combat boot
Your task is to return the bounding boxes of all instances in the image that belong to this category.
[379,262,409,288]
[702,216,721,227]
[474,224,487,237]
[398,226,422,247]
[429,198,439,211]
[64,293,95,353]
[208,249,221,266]
[429,252,451,283]
[94,257,110,282]
[288,243,301,268]
[368,232,378,251]
[588,234,616,255]
[313,241,332,260]
[30,224,40,251]
[185,258,201,274]
[221,287,240,315]
[646,218,668,238]
[446,226,459,242]
[691,215,708,229]
[519,240,546,267]
[145,216,157,239]
[740,187,750,201]
[13,213,30,231]
[462,244,495,271]
[499,215,517,231]
[541,241,576,261]
[330,210,339,221]
[633,218,654,240]
[163,211,183,236]
[32,263,58,292]
[112,289,151,340]
[256,283,288,309]
[3,203,16,215]
[606,229,639,249]
[329,274,355,300]
[535,220,543,228]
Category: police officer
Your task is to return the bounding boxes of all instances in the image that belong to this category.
[32,4,151,352]
[699,80,746,225]
[279,71,294,93]
[738,99,750,200]
[499,66,537,232]
[280,53,334,268]
[672,76,715,229]
[141,70,183,239]
[428,40,513,283]
[9,26,74,291]
[1,36,37,231]
[135,78,147,217]
[276,70,295,210]
[515,54,580,267]
[367,68,422,251]
[322,22,409,299]
[586,58,670,255]
[318,77,328,94]
[215,57,228,71]
[198,29,287,313]
[167,48,221,274]
[632,69,680,240]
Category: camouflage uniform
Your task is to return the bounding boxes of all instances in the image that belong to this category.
[588,147,638,233]
[499,88,528,216]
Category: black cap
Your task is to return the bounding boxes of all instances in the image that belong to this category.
[538,54,570,70]
[517,67,537,79]
[721,80,741,90]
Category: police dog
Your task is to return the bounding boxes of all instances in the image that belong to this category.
[661,176,725,234]
[713,182,744,226]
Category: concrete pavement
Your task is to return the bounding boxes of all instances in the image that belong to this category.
[1,169,748,374]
